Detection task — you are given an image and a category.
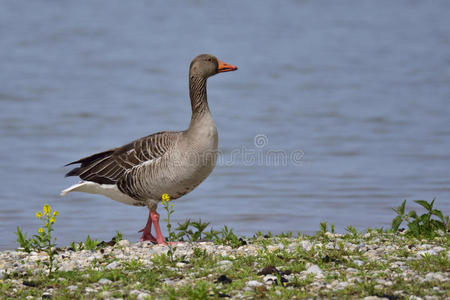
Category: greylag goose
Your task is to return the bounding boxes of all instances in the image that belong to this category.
[61,54,238,244]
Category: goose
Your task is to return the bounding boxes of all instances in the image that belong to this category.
[61,54,238,244]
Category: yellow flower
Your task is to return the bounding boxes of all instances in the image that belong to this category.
[50,217,56,224]
[36,211,42,219]
[38,228,44,234]
[43,204,51,215]
[53,211,59,217]
[161,193,170,205]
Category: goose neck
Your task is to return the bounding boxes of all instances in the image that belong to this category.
[189,75,209,120]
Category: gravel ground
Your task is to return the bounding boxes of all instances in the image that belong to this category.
[0,231,448,299]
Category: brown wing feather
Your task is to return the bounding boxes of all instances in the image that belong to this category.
[65,131,179,185]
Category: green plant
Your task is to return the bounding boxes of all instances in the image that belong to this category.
[15,204,59,275]
[174,219,214,242]
[161,193,178,264]
[391,199,449,238]
[214,225,244,248]
[83,235,99,250]
[345,225,358,238]
[16,227,33,253]
[114,230,123,242]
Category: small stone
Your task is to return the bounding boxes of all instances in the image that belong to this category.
[417,250,438,257]
[105,261,119,270]
[301,240,313,251]
[0,269,5,280]
[85,287,96,293]
[425,272,446,282]
[67,285,77,291]
[325,242,334,250]
[99,291,112,298]
[98,278,112,285]
[163,278,175,285]
[175,262,186,268]
[247,280,263,287]
[263,274,277,285]
[305,264,323,277]
[137,292,150,300]
[353,259,364,266]
[337,281,349,289]
[118,239,130,247]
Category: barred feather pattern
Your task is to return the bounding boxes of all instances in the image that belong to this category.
[65,131,181,202]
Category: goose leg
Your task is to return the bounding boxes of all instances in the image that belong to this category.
[150,210,167,245]
[139,211,157,243]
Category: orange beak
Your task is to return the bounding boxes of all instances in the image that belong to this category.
[217,59,238,73]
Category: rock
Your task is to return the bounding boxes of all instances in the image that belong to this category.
[336,281,349,289]
[0,269,5,280]
[175,262,186,268]
[300,240,313,251]
[99,291,112,298]
[305,264,323,277]
[162,278,175,285]
[105,261,118,270]
[137,292,150,300]
[67,285,77,292]
[425,272,446,282]
[353,259,364,266]
[118,240,130,247]
[263,274,278,285]
[85,287,96,293]
[417,250,439,257]
[98,278,112,285]
[247,280,263,287]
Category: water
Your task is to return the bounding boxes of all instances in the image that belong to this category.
[1,1,449,250]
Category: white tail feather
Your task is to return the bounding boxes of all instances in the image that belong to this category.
[60,181,141,206]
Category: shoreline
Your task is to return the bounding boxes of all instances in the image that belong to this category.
[1,230,448,299]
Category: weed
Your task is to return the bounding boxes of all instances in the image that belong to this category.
[15,204,59,276]
[83,235,99,251]
[391,199,449,238]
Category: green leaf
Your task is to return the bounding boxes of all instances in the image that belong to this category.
[396,200,406,215]
[431,209,444,221]
[391,216,403,232]
[407,210,418,219]
[414,200,431,211]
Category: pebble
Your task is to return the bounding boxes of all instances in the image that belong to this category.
[105,261,119,270]
[425,272,446,282]
[67,285,78,291]
[300,240,312,251]
[0,234,447,298]
[353,259,364,266]
[98,278,112,285]
[247,280,263,287]
[118,240,130,247]
[262,274,278,285]
[305,264,323,278]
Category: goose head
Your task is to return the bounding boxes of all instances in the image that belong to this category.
[189,54,238,79]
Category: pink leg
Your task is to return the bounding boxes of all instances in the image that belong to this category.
[139,211,157,243]
[150,210,167,245]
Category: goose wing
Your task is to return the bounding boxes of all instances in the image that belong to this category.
[65,131,180,185]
